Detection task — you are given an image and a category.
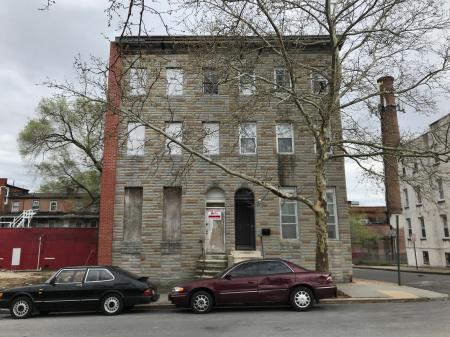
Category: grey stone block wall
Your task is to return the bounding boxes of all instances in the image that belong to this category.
[110,41,352,283]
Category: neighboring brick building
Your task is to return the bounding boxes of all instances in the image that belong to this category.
[349,205,406,264]
[400,114,450,268]
[99,36,352,283]
[0,178,98,270]
[0,178,98,228]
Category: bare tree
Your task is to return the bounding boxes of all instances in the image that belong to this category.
[45,0,450,272]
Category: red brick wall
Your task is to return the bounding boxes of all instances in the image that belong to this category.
[98,42,123,264]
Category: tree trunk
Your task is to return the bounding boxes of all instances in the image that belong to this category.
[314,136,330,272]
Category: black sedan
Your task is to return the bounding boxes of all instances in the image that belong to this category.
[0,266,159,319]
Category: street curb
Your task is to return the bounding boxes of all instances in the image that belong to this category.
[321,296,449,305]
[353,265,450,276]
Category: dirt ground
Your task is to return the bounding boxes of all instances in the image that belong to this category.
[0,270,53,289]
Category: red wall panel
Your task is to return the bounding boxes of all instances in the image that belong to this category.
[0,228,98,270]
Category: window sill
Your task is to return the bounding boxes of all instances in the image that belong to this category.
[443,238,450,241]
[277,152,294,155]
[416,203,422,207]
[404,206,409,210]
[420,238,427,241]
[437,199,446,204]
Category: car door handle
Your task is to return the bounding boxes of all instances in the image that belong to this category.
[38,289,43,294]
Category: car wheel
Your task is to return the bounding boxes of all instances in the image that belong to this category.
[10,297,33,319]
[190,291,213,314]
[290,286,314,311]
[101,294,124,316]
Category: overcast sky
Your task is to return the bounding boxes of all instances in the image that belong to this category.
[0,0,448,205]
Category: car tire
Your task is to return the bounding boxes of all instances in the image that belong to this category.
[10,296,33,319]
[190,291,213,314]
[101,294,124,316]
[290,286,314,311]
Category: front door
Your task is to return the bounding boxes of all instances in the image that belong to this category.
[205,208,225,253]
[235,189,255,250]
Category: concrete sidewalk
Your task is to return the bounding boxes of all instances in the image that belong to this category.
[354,265,450,275]
[324,278,449,304]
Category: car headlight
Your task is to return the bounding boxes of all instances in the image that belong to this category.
[171,286,185,293]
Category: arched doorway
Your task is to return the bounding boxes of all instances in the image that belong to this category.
[234,188,255,250]
[205,188,226,253]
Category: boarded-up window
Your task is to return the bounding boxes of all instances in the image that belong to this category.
[163,187,182,241]
[123,187,143,241]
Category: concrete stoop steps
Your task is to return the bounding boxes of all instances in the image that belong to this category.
[196,254,228,279]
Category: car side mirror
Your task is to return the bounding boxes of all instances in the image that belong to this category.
[224,274,232,280]
[49,278,56,285]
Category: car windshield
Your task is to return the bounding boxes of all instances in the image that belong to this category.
[45,270,60,284]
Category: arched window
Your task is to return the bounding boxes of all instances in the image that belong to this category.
[206,188,225,207]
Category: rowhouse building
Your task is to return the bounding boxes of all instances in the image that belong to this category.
[98,36,352,283]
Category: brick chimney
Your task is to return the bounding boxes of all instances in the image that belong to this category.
[378,76,402,215]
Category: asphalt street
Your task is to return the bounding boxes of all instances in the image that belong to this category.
[1,301,450,337]
[353,268,450,294]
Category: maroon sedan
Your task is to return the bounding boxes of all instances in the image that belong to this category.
[169,259,337,313]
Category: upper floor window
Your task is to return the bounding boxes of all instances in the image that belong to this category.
[32,200,40,210]
[276,123,294,154]
[279,187,299,240]
[203,67,219,95]
[49,200,57,212]
[274,67,290,89]
[419,216,426,238]
[11,201,20,212]
[165,122,183,155]
[127,122,145,156]
[129,67,147,96]
[406,218,412,238]
[327,187,339,239]
[441,214,449,238]
[403,188,409,208]
[203,122,220,155]
[415,187,422,205]
[311,72,328,94]
[437,178,445,200]
[239,69,256,95]
[166,68,183,96]
[239,122,257,154]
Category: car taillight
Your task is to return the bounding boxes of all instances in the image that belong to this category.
[144,289,154,296]
[326,274,333,284]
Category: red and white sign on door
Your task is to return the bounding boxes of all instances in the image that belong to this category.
[208,210,222,220]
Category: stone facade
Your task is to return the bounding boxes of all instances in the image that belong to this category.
[400,114,450,268]
[99,36,352,283]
